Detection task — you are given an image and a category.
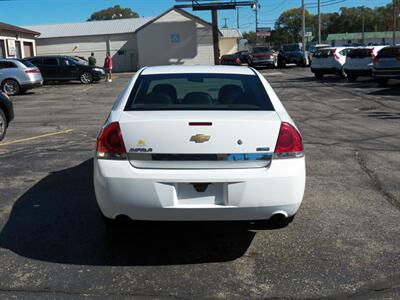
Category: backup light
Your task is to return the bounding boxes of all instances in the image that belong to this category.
[96,122,127,160]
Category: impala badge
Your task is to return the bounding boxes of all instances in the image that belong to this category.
[190,134,210,143]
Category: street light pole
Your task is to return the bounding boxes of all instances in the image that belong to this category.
[362,6,365,45]
[318,0,321,44]
[302,0,306,61]
[393,0,397,46]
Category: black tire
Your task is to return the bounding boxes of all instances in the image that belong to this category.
[80,72,94,84]
[315,73,323,80]
[376,78,389,86]
[0,109,7,142]
[2,79,20,96]
[338,68,347,79]
[347,75,357,82]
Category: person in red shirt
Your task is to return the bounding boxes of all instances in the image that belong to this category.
[104,52,113,82]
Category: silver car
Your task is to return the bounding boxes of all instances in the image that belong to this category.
[0,59,43,95]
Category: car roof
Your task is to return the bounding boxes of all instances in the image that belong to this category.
[141,65,256,75]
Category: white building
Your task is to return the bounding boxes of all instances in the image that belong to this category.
[219,28,243,56]
[0,22,39,58]
[24,7,218,72]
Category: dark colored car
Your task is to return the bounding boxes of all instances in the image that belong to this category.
[373,46,400,85]
[0,91,14,141]
[220,51,249,65]
[249,47,278,68]
[25,56,105,84]
[278,43,309,67]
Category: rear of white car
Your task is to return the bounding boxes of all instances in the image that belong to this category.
[94,66,305,225]
[311,47,351,79]
[344,46,387,81]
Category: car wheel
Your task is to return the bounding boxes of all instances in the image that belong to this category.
[80,72,93,84]
[2,79,20,96]
[348,75,357,82]
[338,68,347,79]
[315,73,323,80]
[0,109,7,142]
[376,78,389,86]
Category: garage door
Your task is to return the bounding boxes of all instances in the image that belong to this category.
[23,42,34,58]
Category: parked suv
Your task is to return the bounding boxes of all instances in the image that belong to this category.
[311,47,352,79]
[373,46,400,85]
[0,59,43,96]
[26,56,105,84]
[249,47,278,68]
[0,91,14,141]
[278,43,309,67]
[344,46,387,81]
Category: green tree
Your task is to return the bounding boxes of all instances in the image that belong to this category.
[87,5,139,21]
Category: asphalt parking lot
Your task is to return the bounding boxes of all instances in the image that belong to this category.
[0,69,399,299]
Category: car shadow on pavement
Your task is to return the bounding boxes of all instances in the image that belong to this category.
[368,84,400,96]
[0,159,256,266]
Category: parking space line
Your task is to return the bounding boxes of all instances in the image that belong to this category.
[0,129,74,147]
[82,86,93,92]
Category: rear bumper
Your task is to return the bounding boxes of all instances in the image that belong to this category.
[373,69,400,79]
[252,59,275,66]
[311,67,338,74]
[94,157,306,221]
[21,82,43,90]
[344,68,372,76]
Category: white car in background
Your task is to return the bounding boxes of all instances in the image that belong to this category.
[94,66,306,227]
[344,46,388,81]
[311,47,352,79]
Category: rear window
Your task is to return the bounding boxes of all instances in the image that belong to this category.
[347,48,372,58]
[19,60,36,68]
[0,61,17,68]
[377,47,400,58]
[282,44,301,52]
[43,58,58,65]
[252,47,271,54]
[125,73,274,111]
[314,49,334,58]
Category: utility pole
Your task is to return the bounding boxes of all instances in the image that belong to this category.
[223,17,228,28]
[255,0,259,32]
[362,6,365,45]
[302,0,306,61]
[318,0,321,44]
[393,0,397,46]
[211,9,220,65]
[236,7,241,28]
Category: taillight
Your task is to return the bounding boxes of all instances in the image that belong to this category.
[333,50,340,61]
[96,122,127,160]
[274,122,304,159]
[235,57,241,65]
[370,48,375,60]
[25,68,40,73]
[373,56,379,64]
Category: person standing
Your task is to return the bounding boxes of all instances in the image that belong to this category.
[104,52,113,83]
[88,52,96,66]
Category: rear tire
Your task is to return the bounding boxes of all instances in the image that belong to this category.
[0,109,7,142]
[2,79,20,96]
[315,73,323,80]
[347,75,358,82]
[376,78,389,86]
[338,68,347,79]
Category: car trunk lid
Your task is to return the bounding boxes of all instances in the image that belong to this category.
[119,111,281,169]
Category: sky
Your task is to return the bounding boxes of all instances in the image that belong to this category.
[0,0,393,32]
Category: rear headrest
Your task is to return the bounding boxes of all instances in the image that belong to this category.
[138,92,172,105]
[152,84,177,100]
[218,84,244,104]
[182,92,212,105]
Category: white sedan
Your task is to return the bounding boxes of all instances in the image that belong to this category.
[94,65,306,226]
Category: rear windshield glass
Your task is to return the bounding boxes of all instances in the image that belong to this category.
[252,47,271,54]
[282,44,301,52]
[125,73,274,111]
[314,49,334,58]
[347,48,372,58]
[377,47,400,58]
[19,60,36,68]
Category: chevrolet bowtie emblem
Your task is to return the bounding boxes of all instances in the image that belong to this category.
[190,134,211,143]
